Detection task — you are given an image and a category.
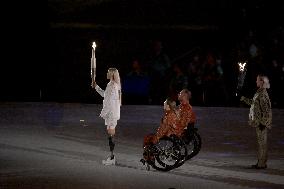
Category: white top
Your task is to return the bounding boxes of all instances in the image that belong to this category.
[95,81,121,120]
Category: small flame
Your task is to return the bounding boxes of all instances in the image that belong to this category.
[92,42,96,49]
[238,62,246,72]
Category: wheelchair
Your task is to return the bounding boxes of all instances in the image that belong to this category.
[141,123,201,171]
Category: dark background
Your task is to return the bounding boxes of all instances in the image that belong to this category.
[2,0,284,107]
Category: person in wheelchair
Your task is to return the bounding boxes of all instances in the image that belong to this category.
[143,98,178,153]
[142,89,196,163]
[142,98,179,166]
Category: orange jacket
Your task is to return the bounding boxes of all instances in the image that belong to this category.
[143,104,196,146]
[175,103,196,136]
[156,110,178,140]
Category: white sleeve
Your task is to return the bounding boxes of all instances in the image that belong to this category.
[95,85,105,97]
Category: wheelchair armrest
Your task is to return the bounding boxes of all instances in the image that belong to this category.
[185,123,197,131]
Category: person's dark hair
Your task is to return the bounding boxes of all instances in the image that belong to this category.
[165,98,176,110]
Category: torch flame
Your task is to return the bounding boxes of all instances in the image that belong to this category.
[238,62,246,72]
[92,42,96,49]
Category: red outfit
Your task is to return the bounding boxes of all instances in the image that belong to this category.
[143,103,196,146]
[142,103,196,162]
[143,110,178,147]
[156,110,178,140]
[175,102,196,136]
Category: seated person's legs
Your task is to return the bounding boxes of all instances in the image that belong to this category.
[143,133,157,147]
[142,133,157,162]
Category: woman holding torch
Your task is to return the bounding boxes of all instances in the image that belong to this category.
[92,68,122,165]
[91,42,122,165]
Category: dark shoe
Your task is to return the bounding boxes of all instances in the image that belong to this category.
[251,164,267,169]
[140,159,146,165]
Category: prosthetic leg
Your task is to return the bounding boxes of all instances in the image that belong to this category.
[108,135,115,159]
[102,135,116,165]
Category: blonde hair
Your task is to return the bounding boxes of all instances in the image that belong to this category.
[108,68,121,90]
[182,89,192,100]
[258,75,270,89]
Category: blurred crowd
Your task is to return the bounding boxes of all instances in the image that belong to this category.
[121,27,284,108]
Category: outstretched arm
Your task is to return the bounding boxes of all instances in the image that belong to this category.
[94,82,104,97]
[240,96,252,106]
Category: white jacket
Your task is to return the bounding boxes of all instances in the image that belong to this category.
[95,81,121,120]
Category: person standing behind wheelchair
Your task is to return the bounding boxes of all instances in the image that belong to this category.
[176,89,196,135]
[240,74,272,169]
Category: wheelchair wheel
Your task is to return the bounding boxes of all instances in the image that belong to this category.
[186,130,202,160]
[150,136,185,171]
[171,135,188,169]
[193,131,202,155]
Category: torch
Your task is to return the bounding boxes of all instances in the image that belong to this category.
[236,62,247,97]
[91,42,96,86]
